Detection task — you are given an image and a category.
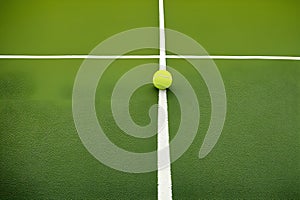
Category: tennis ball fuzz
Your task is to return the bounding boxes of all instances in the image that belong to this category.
[153,70,172,90]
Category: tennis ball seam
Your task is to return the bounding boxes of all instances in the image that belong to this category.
[152,70,172,90]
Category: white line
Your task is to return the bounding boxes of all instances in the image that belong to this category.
[159,0,166,69]
[0,55,159,59]
[0,55,300,60]
[157,0,172,200]
[170,55,300,60]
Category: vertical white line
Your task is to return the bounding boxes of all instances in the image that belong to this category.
[159,0,166,70]
[158,0,172,199]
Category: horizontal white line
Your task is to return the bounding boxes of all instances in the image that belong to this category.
[174,55,300,60]
[0,55,159,59]
[0,55,300,60]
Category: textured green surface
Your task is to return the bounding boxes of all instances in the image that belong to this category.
[1,0,300,199]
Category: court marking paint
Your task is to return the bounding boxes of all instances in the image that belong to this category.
[157,0,173,199]
[1,55,300,60]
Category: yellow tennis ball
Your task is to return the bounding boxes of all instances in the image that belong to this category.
[153,70,172,90]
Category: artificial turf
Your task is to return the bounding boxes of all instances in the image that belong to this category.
[1,0,300,199]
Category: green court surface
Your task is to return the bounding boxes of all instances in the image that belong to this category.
[1,0,300,199]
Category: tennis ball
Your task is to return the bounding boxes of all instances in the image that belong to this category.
[153,70,172,90]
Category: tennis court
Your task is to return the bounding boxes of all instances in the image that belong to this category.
[1,0,299,199]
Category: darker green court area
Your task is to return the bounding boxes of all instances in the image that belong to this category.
[1,0,300,199]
